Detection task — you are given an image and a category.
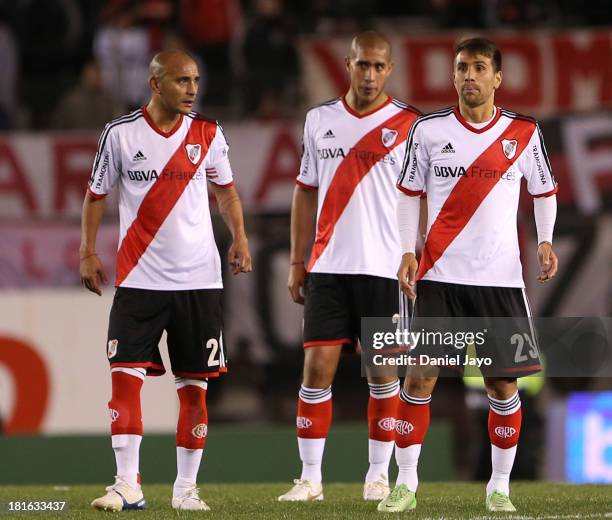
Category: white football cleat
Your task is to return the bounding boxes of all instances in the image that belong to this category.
[277,479,324,501]
[363,474,390,500]
[91,475,146,511]
[172,486,211,511]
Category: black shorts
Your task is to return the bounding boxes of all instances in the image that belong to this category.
[303,273,397,348]
[106,287,227,379]
[408,280,542,377]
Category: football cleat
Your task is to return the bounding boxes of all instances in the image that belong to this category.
[486,490,516,512]
[172,485,210,511]
[91,475,146,512]
[363,474,390,501]
[277,479,323,501]
[376,484,416,513]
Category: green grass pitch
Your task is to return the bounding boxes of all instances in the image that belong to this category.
[0,482,610,519]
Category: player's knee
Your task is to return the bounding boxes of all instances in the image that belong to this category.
[303,358,335,388]
[405,376,436,397]
[484,377,517,399]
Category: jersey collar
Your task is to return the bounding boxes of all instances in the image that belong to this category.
[143,106,184,138]
[341,94,393,119]
[453,105,501,134]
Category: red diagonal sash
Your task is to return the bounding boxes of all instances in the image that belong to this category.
[308,111,417,271]
[417,118,535,280]
[115,121,213,286]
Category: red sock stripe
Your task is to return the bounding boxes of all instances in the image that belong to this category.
[395,398,430,448]
[109,371,144,436]
[177,385,208,449]
[488,407,522,449]
[368,394,399,442]
[296,398,332,439]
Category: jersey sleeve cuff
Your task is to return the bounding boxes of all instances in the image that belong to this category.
[396,183,424,197]
[296,180,318,191]
[532,186,558,198]
[210,180,234,188]
[87,188,108,200]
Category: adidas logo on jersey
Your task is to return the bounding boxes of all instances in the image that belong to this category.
[132,150,147,161]
[322,129,335,139]
[441,142,455,153]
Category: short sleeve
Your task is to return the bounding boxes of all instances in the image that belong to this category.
[205,124,234,187]
[88,124,121,198]
[397,121,428,196]
[296,111,318,190]
[522,123,558,198]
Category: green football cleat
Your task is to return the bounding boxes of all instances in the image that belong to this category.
[376,484,417,513]
[486,490,517,512]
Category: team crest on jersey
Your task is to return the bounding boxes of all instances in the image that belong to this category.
[185,144,202,164]
[107,339,118,359]
[501,139,518,160]
[381,127,399,148]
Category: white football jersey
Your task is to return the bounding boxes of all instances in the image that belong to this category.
[397,106,558,288]
[88,107,234,290]
[297,96,420,279]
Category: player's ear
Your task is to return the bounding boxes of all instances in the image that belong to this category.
[149,75,160,94]
[344,56,352,72]
[494,70,502,90]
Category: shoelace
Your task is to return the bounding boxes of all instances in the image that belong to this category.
[183,486,202,501]
[369,480,388,490]
[388,485,409,501]
[490,491,509,506]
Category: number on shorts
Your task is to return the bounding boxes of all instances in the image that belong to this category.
[206,338,220,367]
[511,333,538,363]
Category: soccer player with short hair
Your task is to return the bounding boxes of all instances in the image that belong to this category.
[378,38,558,513]
[80,50,252,512]
[277,31,421,502]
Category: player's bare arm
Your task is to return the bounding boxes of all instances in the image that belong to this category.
[79,191,108,296]
[212,184,252,275]
[537,241,558,283]
[397,253,418,300]
[288,185,317,304]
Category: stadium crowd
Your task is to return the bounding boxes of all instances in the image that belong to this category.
[0,0,610,129]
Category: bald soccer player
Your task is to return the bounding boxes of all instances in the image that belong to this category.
[278,31,421,502]
[81,51,252,512]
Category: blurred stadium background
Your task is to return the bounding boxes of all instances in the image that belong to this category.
[0,0,610,488]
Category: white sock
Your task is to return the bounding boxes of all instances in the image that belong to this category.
[298,438,326,483]
[174,447,203,497]
[395,444,421,492]
[366,439,394,482]
[486,445,517,496]
[112,434,141,488]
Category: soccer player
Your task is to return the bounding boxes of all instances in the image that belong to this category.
[377,37,558,513]
[277,31,421,502]
[80,50,252,512]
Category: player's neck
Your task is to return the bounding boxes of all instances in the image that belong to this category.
[145,101,182,133]
[458,99,496,124]
[345,90,389,115]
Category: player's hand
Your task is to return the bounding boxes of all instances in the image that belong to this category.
[80,254,108,296]
[537,241,558,283]
[288,262,306,304]
[228,234,252,274]
[397,253,418,299]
